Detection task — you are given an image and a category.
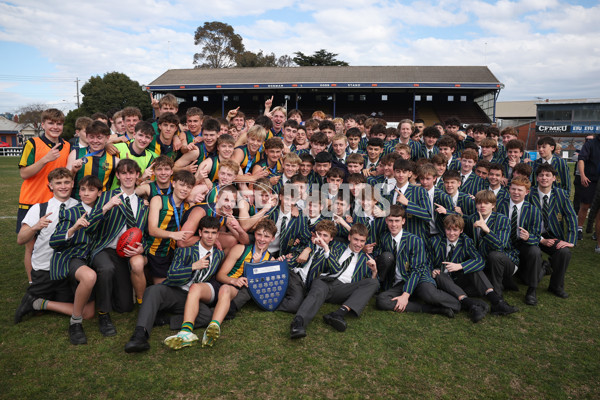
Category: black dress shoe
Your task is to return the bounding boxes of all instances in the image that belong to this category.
[431,307,454,318]
[290,316,306,339]
[14,292,36,324]
[469,304,487,323]
[548,287,569,299]
[98,313,117,337]
[124,326,150,353]
[69,323,87,345]
[525,287,538,306]
[323,312,347,332]
[491,300,519,315]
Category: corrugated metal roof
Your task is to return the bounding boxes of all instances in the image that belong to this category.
[149,66,501,86]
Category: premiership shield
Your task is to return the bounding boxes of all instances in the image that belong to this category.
[244,260,289,311]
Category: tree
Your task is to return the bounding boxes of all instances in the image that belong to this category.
[62,108,87,141]
[277,55,296,67]
[80,72,152,118]
[292,49,349,66]
[194,21,244,69]
[236,50,277,68]
[16,103,47,136]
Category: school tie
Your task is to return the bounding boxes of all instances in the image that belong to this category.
[510,205,519,243]
[542,195,549,234]
[193,250,211,283]
[280,215,288,237]
[428,150,432,159]
[59,203,66,213]
[461,175,466,184]
[445,244,455,262]
[124,196,137,229]
[324,252,355,282]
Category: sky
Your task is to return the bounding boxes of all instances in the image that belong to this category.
[1,0,599,114]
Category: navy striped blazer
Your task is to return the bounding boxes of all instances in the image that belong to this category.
[49,203,104,280]
[527,186,577,244]
[90,189,149,260]
[162,243,224,287]
[268,207,311,256]
[379,230,434,292]
[324,242,374,282]
[429,233,484,274]
[496,198,542,246]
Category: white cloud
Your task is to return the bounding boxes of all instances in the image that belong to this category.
[1,0,600,112]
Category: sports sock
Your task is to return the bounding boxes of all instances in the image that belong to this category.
[209,320,221,327]
[70,315,83,325]
[485,290,502,305]
[460,297,476,310]
[33,298,48,310]
[181,321,194,333]
[136,298,142,304]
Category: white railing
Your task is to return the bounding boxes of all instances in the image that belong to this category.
[0,147,22,156]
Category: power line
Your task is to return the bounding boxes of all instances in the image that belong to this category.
[0,74,75,83]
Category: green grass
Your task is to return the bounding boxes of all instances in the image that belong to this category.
[0,156,598,399]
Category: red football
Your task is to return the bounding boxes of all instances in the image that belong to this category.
[116,227,143,257]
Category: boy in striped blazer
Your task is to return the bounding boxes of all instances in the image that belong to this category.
[47,175,105,344]
[532,136,571,195]
[458,148,486,196]
[375,205,460,317]
[496,176,544,306]
[14,169,93,346]
[418,163,453,236]
[124,216,224,352]
[465,191,520,299]
[90,159,149,336]
[290,223,379,338]
[528,164,577,299]
[268,184,311,258]
[431,215,518,322]
[282,220,341,315]
[439,170,475,219]
[388,158,431,241]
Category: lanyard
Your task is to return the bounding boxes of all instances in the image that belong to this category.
[169,194,184,230]
[157,182,172,196]
[251,244,270,263]
[244,150,257,174]
[80,148,103,164]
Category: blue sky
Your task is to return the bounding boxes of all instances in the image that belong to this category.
[1,0,599,114]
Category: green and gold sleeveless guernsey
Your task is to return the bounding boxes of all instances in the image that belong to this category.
[147,134,177,160]
[146,195,191,257]
[228,244,271,279]
[195,141,217,166]
[73,147,117,200]
[149,181,173,201]
[237,145,261,174]
[256,159,283,178]
[207,156,221,183]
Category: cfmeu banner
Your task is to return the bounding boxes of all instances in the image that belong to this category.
[245,261,289,311]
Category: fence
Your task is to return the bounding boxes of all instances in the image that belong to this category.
[0,147,22,157]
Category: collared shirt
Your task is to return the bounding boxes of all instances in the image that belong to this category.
[393,182,410,204]
[451,192,459,207]
[336,248,359,284]
[508,200,524,227]
[426,187,438,234]
[461,171,472,183]
[294,245,329,283]
[269,210,291,253]
[181,243,214,291]
[392,230,404,284]
[108,189,140,250]
[23,197,78,271]
[384,177,397,194]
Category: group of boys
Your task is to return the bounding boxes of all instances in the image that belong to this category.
[14,96,578,353]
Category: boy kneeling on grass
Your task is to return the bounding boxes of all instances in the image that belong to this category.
[15,169,98,345]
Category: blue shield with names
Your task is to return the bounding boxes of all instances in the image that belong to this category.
[245,260,289,311]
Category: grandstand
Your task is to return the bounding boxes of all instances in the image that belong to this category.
[146,66,503,125]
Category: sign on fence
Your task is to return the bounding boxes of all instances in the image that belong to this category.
[0,147,22,156]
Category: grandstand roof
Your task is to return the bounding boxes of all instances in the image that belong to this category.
[147,66,502,91]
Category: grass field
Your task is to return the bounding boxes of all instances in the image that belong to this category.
[0,156,599,399]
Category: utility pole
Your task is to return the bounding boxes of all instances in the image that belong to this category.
[75,78,80,107]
